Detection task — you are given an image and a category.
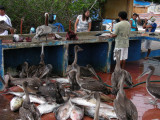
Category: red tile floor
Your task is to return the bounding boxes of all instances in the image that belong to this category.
[0,59,160,120]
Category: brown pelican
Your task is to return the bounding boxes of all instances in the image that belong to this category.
[66,45,83,90]
[19,81,41,120]
[111,49,133,95]
[19,62,29,78]
[66,45,95,90]
[5,73,42,92]
[0,20,14,34]
[34,13,52,41]
[114,73,138,120]
[67,64,110,120]
[67,63,111,96]
[137,66,160,105]
[38,80,65,104]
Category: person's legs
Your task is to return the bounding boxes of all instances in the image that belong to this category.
[144,40,152,60]
[121,48,128,69]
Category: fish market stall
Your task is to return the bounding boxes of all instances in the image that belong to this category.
[0,31,160,78]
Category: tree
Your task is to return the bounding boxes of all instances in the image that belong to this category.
[0,0,106,33]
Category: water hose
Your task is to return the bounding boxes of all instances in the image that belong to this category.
[97,75,160,89]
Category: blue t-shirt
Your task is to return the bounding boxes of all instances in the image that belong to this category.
[146,23,157,32]
[130,18,137,31]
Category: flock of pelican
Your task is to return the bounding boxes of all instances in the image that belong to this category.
[0,42,159,120]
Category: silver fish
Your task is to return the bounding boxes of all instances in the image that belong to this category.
[37,102,60,115]
[0,91,24,97]
[70,105,84,120]
[70,97,113,109]
[85,106,117,119]
[23,94,46,104]
[53,78,70,84]
[55,100,73,120]
[10,96,23,111]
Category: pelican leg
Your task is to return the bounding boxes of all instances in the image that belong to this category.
[46,35,48,42]
[148,98,158,105]
[82,92,93,100]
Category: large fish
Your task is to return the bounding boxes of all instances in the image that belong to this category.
[85,106,117,119]
[55,100,73,120]
[70,105,84,120]
[23,94,47,104]
[70,97,113,109]
[0,91,25,97]
[70,97,117,119]
[10,96,23,111]
[37,102,60,115]
[53,77,70,84]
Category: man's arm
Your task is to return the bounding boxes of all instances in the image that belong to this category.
[109,34,117,38]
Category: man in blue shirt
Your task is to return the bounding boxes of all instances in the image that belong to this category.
[143,17,157,59]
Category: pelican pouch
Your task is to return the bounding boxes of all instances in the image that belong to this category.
[66,31,78,40]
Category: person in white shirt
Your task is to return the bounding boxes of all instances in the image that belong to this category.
[0,5,13,36]
[74,9,92,32]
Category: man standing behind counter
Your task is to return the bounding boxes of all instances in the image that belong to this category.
[108,11,131,69]
[0,5,13,35]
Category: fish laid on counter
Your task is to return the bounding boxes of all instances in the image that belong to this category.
[70,97,113,109]
[53,77,70,84]
[55,100,73,120]
[70,97,117,119]
[22,94,47,104]
[70,105,84,120]
[0,91,25,97]
[10,96,23,111]
[37,102,60,115]
[85,106,117,119]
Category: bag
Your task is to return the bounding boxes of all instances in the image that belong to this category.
[66,31,78,40]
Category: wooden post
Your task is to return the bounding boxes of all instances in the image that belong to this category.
[69,20,71,31]
[20,17,24,34]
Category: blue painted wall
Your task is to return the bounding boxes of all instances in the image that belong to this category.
[69,43,108,72]
[4,46,64,75]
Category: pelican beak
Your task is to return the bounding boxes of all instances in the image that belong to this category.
[78,47,83,51]
[89,67,99,80]
[136,69,151,80]
[65,67,76,76]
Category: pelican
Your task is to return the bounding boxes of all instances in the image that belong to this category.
[111,49,133,95]
[66,45,83,90]
[114,73,138,120]
[34,13,52,41]
[19,62,29,78]
[19,81,41,120]
[137,66,160,105]
[67,63,110,120]
[66,45,95,90]
[38,79,65,104]
[0,20,14,34]
[6,73,42,91]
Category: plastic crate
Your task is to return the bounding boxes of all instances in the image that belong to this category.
[143,57,160,76]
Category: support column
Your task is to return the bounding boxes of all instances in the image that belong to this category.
[0,39,4,91]
[106,40,113,73]
[62,44,69,76]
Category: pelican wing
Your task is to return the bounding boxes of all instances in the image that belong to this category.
[148,84,160,99]
[81,81,107,92]
[114,99,127,120]
[126,99,138,120]
[123,70,133,87]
